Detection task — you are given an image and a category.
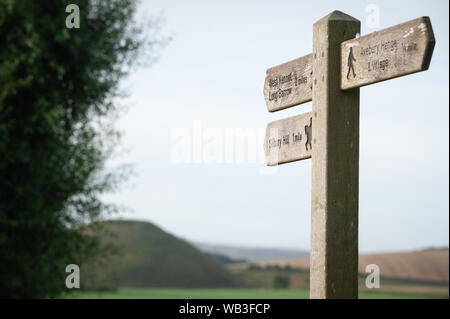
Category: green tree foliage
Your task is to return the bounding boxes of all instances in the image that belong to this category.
[273,275,290,289]
[0,0,165,298]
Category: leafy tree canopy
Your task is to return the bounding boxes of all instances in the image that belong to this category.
[0,0,166,298]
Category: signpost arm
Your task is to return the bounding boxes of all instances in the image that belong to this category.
[310,11,360,299]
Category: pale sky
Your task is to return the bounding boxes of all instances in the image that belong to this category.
[104,0,449,253]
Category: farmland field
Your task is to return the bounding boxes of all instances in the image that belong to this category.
[67,288,448,299]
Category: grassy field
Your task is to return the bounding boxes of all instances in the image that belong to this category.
[67,288,448,299]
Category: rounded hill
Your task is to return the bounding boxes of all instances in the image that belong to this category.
[82,220,240,289]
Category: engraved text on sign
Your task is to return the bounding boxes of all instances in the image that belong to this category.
[341,17,435,90]
[264,112,312,166]
[264,54,313,112]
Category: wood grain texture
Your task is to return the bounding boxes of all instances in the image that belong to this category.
[264,112,312,166]
[311,10,360,299]
[264,54,313,112]
[341,17,435,90]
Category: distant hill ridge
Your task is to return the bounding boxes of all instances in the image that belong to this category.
[83,220,448,289]
[195,242,309,262]
[229,249,449,284]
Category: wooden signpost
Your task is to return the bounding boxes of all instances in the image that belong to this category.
[263,11,435,299]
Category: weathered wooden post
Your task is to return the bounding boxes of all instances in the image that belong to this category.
[263,10,435,299]
[310,11,360,299]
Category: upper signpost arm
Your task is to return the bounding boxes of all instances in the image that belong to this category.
[340,16,435,90]
[264,54,313,112]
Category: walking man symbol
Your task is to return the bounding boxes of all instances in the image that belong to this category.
[305,117,312,151]
[347,47,356,79]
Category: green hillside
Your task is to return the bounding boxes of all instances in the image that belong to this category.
[81,220,241,290]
